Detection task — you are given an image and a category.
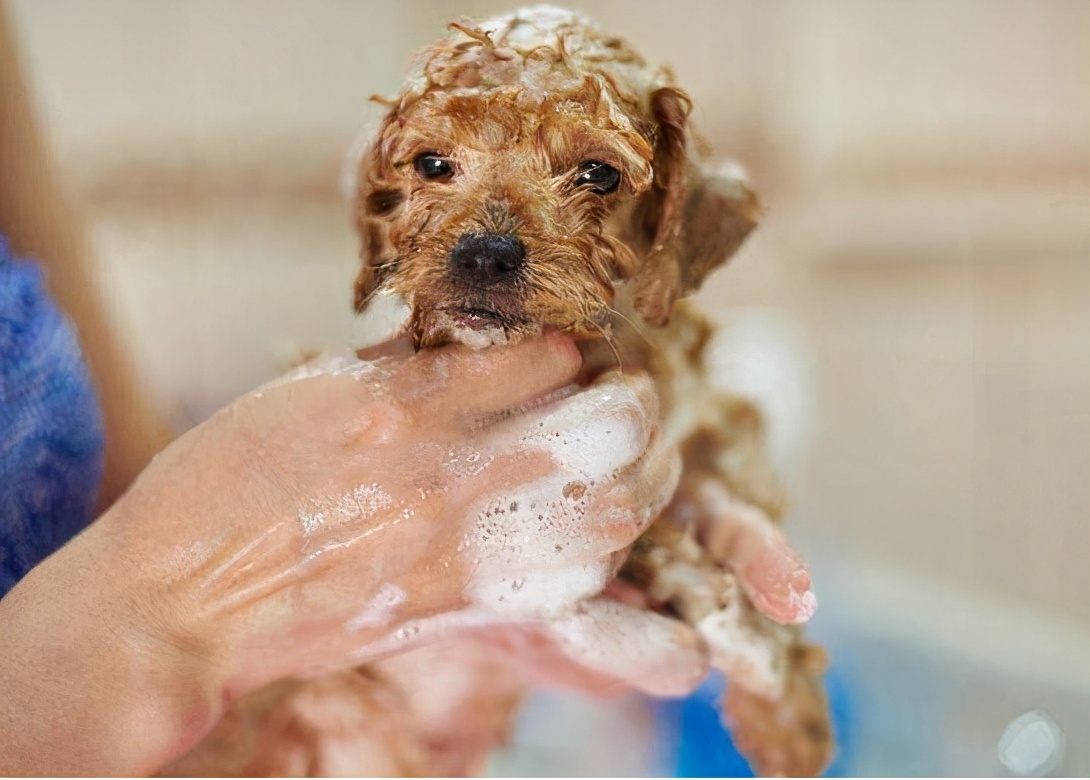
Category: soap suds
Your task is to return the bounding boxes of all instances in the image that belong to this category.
[697,608,782,699]
[549,597,708,697]
[299,483,394,538]
[517,381,653,478]
[470,563,609,617]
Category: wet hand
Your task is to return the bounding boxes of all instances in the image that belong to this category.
[92,333,682,698]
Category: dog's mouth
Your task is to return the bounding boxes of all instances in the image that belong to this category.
[453,306,503,325]
[413,299,605,348]
[445,304,529,331]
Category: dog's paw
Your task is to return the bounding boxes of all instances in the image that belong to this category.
[723,642,834,778]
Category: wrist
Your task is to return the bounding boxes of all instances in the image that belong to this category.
[0,518,228,775]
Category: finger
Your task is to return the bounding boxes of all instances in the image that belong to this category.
[615,422,684,534]
[697,481,816,625]
[544,597,710,697]
[741,537,816,625]
[600,578,652,609]
[579,421,683,551]
[510,371,659,481]
[260,347,364,390]
[467,562,613,619]
[355,335,416,362]
[455,432,678,580]
[580,450,682,555]
[330,608,508,670]
[695,606,785,700]
[390,331,583,422]
[452,377,675,576]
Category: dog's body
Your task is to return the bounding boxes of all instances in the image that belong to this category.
[162,7,832,776]
[604,302,834,776]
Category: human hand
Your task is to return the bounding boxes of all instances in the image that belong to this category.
[158,334,822,777]
[92,332,685,697]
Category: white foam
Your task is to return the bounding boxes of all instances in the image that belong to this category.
[298,483,394,538]
[518,380,653,478]
[470,563,609,617]
[549,597,708,697]
[697,608,782,699]
[452,323,509,351]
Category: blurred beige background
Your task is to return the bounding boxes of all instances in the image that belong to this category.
[6,2,1090,767]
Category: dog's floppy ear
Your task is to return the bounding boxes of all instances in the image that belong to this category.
[630,82,762,326]
[628,83,691,326]
[351,113,406,314]
[680,161,761,297]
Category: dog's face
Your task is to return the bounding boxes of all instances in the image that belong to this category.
[352,8,750,347]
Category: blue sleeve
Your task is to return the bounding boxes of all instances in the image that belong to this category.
[0,237,105,598]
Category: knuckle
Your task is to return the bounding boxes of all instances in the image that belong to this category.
[347,397,414,444]
[591,500,648,548]
[607,372,659,417]
[604,380,659,441]
[649,450,684,510]
[606,395,653,452]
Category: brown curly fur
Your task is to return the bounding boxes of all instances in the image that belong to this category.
[165,6,833,777]
[352,6,755,343]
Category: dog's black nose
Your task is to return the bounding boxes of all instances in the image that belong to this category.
[450,233,526,284]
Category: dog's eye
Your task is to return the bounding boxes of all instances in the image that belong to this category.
[575,161,621,194]
[414,153,454,181]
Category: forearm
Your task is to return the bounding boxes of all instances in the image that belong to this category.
[0,527,224,776]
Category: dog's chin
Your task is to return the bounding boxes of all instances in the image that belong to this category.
[407,299,613,350]
[411,305,540,350]
[447,306,516,330]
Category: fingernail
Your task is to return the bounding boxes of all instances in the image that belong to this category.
[743,547,817,624]
[790,587,818,623]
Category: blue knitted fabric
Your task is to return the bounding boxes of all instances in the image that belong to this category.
[0,237,104,598]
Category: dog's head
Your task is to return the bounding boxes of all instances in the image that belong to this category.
[352,6,758,347]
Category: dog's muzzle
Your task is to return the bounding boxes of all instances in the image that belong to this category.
[449,233,526,285]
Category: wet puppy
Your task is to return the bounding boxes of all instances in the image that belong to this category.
[350,6,834,776]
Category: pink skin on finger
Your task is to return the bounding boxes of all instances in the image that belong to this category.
[695,480,816,625]
[741,539,816,625]
[600,579,651,609]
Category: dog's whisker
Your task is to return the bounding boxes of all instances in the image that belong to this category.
[588,318,624,374]
[357,277,395,311]
[371,257,402,271]
[605,304,656,350]
[408,212,432,248]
